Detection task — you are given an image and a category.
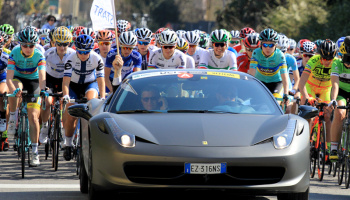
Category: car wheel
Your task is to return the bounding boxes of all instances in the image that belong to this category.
[277,187,309,200]
[79,146,88,194]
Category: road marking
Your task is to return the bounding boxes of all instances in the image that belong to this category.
[0,184,80,189]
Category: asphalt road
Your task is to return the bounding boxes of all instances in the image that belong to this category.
[0,138,349,200]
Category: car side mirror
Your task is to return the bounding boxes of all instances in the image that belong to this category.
[298,105,319,119]
[68,104,92,121]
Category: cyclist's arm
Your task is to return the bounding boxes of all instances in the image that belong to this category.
[330,75,339,101]
[62,76,70,97]
[38,69,46,91]
[298,71,310,100]
[281,72,289,95]
[292,69,300,91]
[5,69,16,93]
[104,67,113,92]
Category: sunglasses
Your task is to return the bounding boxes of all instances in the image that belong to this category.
[162,45,175,49]
[303,54,314,58]
[138,41,150,46]
[189,45,197,48]
[122,46,134,50]
[262,43,275,48]
[230,40,239,44]
[21,43,35,48]
[98,41,112,46]
[76,49,91,55]
[288,48,294,50]
[246,48,255,52]
[213,43,226,47]
[40,37,47,40]
[141,97,158,102]
[56,42,69,47]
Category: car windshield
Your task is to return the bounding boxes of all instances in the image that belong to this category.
[111,71,281,115]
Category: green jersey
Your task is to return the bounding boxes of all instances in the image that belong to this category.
[331,59,350,92]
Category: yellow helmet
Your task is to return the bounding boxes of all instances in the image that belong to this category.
[340,42,348,55]
[176,38,189,52]
[53,26,73,43]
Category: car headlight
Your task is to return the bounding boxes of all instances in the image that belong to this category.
[273,119,296,150]
[104,118,135,148]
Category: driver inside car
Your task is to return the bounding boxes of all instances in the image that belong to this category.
[141,86,167,110]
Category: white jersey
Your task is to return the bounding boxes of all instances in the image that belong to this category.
[184,54,195,69]
[187,47,207,68]
[198,49,237,70]
[148,49,187,69]
[64,51,105,84]
[45,47,75,78]
[43,44,52,51]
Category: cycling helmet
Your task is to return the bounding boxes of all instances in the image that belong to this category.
[176,30,186,39]
[243,34,261,49]
[259,28,279,43]
[319,39,337,60]
[18,26,39,43]
[117,19,129,33]
[159,30,178,45]
[75,34,94,50]
[210,29,229,43]
[53,26,72,43]
[73,26,85,40]
[0,36,4,48]
[0,31,8,42]
[288,39,296,49]
[302,42,317,54]
[135,28,152,41]
[119,31,137,46]
[240,27,255,38]
[277,35,289,52]
[176,38,189,52]
[336,37,345,50]
[184,31,200,45]
[79,28,95,39]
[339,37,350,55]
[96,30,114,41]
[38,28,50,36]
[297,39,311,53]
[0,24,14,35]
[230,30,240,39]
[199,33,209,48]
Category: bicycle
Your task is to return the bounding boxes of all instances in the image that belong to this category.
[6,91,43,178]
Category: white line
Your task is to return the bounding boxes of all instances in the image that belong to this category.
[0,184,80,189]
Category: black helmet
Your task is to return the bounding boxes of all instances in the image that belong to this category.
[259,28,279,43]
[18,26,38,43]
[319,39,336,60]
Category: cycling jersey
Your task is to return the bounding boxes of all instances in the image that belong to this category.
[45,47,75,78]
[198,49,237,70]
[295,56,304,77]
[331,59,350,92]
[227,46,238,56]
[236,52,250,73]
[63,50,104,84]
[105,49,142,80]
[285,53,298,90]
[233,44,242,53]
[250,48,287,83]
[184,54,195,69]
[0,52,9,81]
[304,55,338,88]
[8,46,46,80]
[3,48,11,55]
[187,47,207,68]
[148,49,187,69]
[137,49,153,70]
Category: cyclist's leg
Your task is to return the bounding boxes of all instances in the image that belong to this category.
[85,82,99,100]
[0,78,8,150]
[8,78,23,135]
[319,87,332,145]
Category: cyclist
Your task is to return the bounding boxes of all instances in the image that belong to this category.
[0,24,15,50]
[105,31,141,92]
[6,27,46,166]
[38,29,50,47]
[299,39,338,150]
[287,38,296,56]
[198,33,209,50]
[95,30,114,64]
[249,28,289,101]
[198,29,237,70]
[329,37,350,160]
[148,30,188,70]
[39,26,75,144]
[184,31,208,68]
[79,28,99,50]
[134,27,153,70]
[62,34,105,161]
[0,35,9,151]
[239,27,255,53]
[0,31,10,55]
[297,41,318,78]
[176,38,195,69]
[236,34,260,73]
[229,30,241,52]
[336,36,345,59]
[43,28,56,51]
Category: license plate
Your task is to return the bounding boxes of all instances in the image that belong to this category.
[184,163,227,174]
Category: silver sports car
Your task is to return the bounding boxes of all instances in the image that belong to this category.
[69,69,317,200]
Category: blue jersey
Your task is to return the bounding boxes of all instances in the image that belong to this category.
[285,53,298,89]
[0,52,9,81]
[8,46,46,80]
[227,46,238,57]
[105,49,142,80]
[250,48,287,83]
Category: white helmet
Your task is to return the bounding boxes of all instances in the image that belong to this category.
[230,30,240,39]
[176,30,186,39]
[119,31,137,46]
[277,35,289,52]
[159,30,178,45]
[135,28,152,41]
[117,19,129,33]
[288,38,296,49]
[184,31,200,45]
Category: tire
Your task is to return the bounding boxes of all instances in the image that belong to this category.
[310,129,317,178]
[345,125,350,188]
[338,162,345,185]
[317,121,326,181]
[53,113,60,171]
[277,187,309,200]
[80,148,88,194]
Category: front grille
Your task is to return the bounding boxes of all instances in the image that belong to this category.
[124,163,285,185]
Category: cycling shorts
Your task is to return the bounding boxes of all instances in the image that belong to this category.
[261,81,283,99]
[305,82,331,103]
[337,88,350,106]
[69,81,99,99]
[13,76,41,110]
[0,71,6,83]
[46,73,63,93]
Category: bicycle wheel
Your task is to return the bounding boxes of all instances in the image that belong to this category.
[310,128,317,178]
[328,161,333,175]
[317,121,326,181]
[338,162,345,185]
[45,114,53,160]
[53,113,60,171]
[345,125,350,188]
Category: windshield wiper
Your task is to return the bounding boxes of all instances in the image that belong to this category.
[117,110,163,114]
[167,110,239,114]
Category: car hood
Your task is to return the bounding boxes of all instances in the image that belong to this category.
[113,113,288,147]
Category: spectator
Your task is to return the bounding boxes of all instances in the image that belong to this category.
[41,15,56,30]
